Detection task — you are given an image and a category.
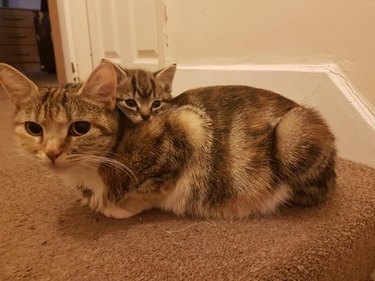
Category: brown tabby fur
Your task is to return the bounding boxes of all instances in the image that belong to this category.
[1,62,336,219]
[108,60,176,124]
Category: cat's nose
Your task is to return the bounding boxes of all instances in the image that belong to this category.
[141,115,150,121]
[46,150,61,162]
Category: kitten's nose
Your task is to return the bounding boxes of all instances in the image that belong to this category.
[46,150,61,162]
[141,115,150,121]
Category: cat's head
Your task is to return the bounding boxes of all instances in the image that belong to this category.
[0,62,119,174]
[108,61,176,123]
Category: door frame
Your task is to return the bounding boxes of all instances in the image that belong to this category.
[48,0,168,83]
[48,0,93,83]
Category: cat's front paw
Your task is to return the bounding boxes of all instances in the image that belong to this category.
[101,205,135,219]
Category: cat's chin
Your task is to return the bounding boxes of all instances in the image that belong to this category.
[46,163,71,175]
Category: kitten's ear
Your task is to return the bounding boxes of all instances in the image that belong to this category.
[155,64,177,92]
[111,62,128,82]
[0,63,38,106]
[79,62,117,110]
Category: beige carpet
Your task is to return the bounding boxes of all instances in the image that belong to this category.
[0,97,374,281]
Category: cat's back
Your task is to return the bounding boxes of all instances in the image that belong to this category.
[172,85,298,144]
[173,85,297,117]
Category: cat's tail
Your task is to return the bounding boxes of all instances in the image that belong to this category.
[273,106,337,206]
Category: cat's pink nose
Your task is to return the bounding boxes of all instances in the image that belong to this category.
[46,151,61,162]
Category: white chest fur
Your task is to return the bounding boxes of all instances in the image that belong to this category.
[58,164,106,211]
[57,164,144,219]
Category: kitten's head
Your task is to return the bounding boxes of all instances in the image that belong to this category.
[0,62,119,174]
[110,62,176,123]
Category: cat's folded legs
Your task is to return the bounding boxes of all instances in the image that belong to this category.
[78,187,153,219]
[101,205,136,219]
[101,198,153,219]
[103,179,175,219]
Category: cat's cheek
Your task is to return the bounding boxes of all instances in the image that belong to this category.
[14,135,42,158]
[131,115,144,124]
[14,128,32,147]
[122,113,142,124]
[34,151,46,161]
[35,152,55,168]
[119,107,143,124]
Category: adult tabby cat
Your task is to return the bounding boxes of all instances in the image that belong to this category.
[1,62,336,219]
[107,60,176,123]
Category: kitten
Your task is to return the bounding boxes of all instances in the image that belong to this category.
[1,62,336,219]
[107,61,176,123]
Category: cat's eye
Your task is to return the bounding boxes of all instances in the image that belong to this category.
[125,99,137,108]
[151,100,161,109]
[69,121,91,136]
[25,122,43,136]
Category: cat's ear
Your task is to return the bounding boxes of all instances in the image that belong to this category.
[79,62,117,110]
[100,58,110,63]
[155,64,177,92]
[98,59,128,83]
[0,63,38,106]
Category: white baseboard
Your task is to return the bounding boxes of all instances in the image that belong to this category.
[173,64,375,168]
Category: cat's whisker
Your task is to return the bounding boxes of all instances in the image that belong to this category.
[93,151,133,167]
[76,161,98,172]
[77,154,139,185]
[101,160,139,186]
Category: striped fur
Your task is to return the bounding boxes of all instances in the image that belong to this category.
[1,62,337,219]
[111,62,176,123]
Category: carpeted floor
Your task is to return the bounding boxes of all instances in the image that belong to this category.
[0,97,374,281]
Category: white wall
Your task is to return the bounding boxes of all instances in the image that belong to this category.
[165,0,375,115]
[172,66,375,167]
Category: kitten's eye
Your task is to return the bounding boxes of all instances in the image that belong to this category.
[125,99,137,108]
[69,121,91,136]
[151,100,161,109]
[25,122,43,136]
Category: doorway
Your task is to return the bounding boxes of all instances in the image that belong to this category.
[0,0,57,86]
[48,0,168,84]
